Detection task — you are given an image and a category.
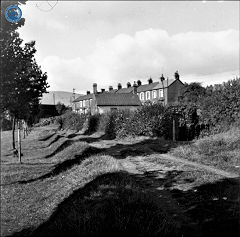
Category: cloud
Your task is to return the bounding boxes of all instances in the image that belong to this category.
[40,28,239,92]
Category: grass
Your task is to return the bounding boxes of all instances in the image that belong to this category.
[14,173,181,237]
[0,125,121,236]
[1,125,239,237]
[1,154,121,236]
[170,127,240,173]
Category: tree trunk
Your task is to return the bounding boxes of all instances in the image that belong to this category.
[17,120,22,163]
[12,116,16,150]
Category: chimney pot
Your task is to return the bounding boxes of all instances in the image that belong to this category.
[127,82,131,88]
[109,86,113,91]
[101,89,105,93]
[133,81,138,94]
[174,70,180,80]
[137,80,142,86]
[87,91,90,95]
[160,74,165,82]
[118,83,122,90]
[148,77,153,84]
[93,83,97,94]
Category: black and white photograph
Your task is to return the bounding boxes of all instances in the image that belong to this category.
[0,0,239,236]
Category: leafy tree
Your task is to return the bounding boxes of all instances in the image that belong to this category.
[1,1,26,149]
[55,102,67,115]
[201,77,240,129]
[0,1,49,149]
[180,82,206,104]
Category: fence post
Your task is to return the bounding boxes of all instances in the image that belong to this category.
[173,118,176,141]
[17,121,22,163]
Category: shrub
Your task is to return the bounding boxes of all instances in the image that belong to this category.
[85,114,101,134]
[1,118,12,131]
[55,111,86,131]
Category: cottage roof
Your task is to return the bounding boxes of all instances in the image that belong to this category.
[95,93,141,106]
[73,93,94,102]
[153,79,176,89]
[116,79,176,94]
[137,82,159,92]
[116,87,134,94]
[108,89,118,93]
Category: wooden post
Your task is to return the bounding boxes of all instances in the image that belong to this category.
[173,118,176,141]
[17,121,22,163]
[12,117,16,150]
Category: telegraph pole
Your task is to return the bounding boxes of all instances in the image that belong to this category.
[160,74,165,106]
[53,93,55,105]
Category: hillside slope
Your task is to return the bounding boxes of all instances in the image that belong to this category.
[40,91,82,106]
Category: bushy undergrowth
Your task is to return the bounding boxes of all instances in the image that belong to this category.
[54,77,240,140]
[97,103,198,140]
[55,111,86,131]
[201,78,240,129]
[170,126,240,171]
[60,103,201,140]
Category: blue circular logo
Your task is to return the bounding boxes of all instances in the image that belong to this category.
[5,5,22,23]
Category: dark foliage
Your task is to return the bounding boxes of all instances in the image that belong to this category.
[55,112,86,131]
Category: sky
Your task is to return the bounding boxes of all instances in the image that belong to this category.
[18,0,239,94]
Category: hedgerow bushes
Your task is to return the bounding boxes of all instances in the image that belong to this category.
[94,103,183,139]
[200,78,240,133]
[55,103,199,140]
[55,111,86,131]
[54,77,239,140]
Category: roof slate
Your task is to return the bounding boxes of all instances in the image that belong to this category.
[116,87,134,93]
[73,78,180,103]
[137,82,159,92]
[153,79,176,89]
[95,93,141,106]
[73,93,94,102]
[116,79,176,94]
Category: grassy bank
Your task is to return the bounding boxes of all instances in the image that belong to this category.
[1,126,121,236]
[170,127,240,173]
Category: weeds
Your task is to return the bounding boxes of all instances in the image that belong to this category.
[170,127,240,172]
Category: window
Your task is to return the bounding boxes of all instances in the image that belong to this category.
[140,92,144,100]
[146,91,150,100]
[153,90,157,99]
[83,100,86,107]
[159,89,163,97]
[80,101,83,107]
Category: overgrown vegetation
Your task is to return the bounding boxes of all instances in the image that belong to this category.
[53,77,240,142]
[170,127,240,172]
[55,111,86,131]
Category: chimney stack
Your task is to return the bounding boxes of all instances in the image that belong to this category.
[118,83,122,90]
[174,70,180,80]
[127,82,131,88]
[133,81,138,94]
[101,89,105,93]
[72,88,75,100]
[160,74,165,83]
[137,80,142,86]
[148,77,153,84]
[109,86,113,91]
[93,83,97,94]
[86,91,90,95]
